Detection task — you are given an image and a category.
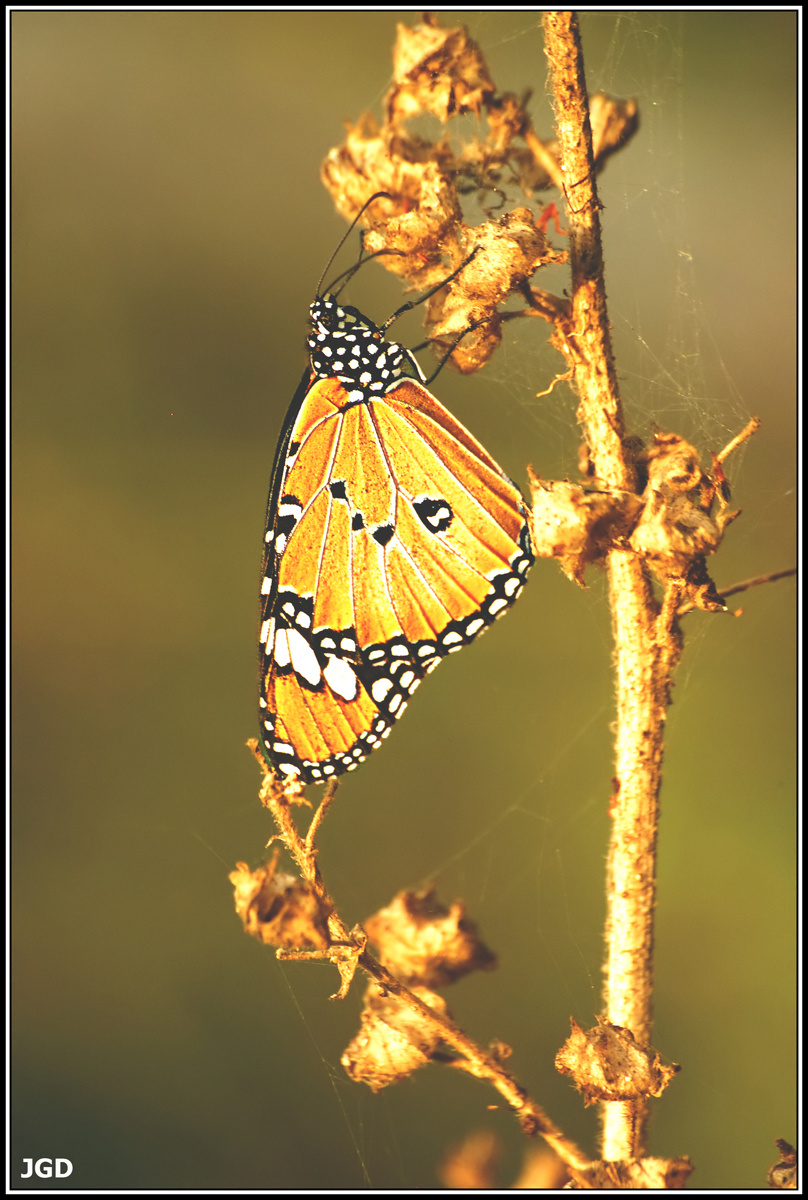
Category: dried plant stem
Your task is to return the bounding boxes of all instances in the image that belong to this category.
[543,12,678,1160]
[523,126,567,192]
[717,567,796,602]
[541,13,633,495]
[675,567,795,616]
[716,416,761,462]
[354,957,590,1171]
[249,747,590,1176]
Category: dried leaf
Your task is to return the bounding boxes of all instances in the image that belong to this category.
[528,471,642,585]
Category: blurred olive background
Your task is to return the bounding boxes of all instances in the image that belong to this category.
[12,11,795,1190]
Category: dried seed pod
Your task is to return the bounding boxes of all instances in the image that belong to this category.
[341,985,448,1091]
[555,1016,680,1106]
[364,886,496,988]
[230,854,330,951]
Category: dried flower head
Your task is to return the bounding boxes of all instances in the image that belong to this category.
[364,886,496,988]
[341,984,449,1091]
[230,852,330,951]
[320,15,639,371]
[555,1015,680,1106]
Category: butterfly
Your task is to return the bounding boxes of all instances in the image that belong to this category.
[258,260,534,784]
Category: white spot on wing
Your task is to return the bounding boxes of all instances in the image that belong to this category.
[371,678,393,703]
[323,656,358,701]
[285,628,322,686]
[273,628,291,668]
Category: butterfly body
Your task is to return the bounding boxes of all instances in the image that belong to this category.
[259,293,533,783]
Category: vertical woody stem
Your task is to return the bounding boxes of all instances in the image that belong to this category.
[542,11,681,1159]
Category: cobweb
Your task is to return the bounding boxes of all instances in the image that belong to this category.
[474,12,756,475]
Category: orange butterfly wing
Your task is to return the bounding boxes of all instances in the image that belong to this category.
[258,300,533,783]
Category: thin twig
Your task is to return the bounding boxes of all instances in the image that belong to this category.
[524,126,567,192]
[352,948,591,1172]
[716,416,761,463]
[305,779,338,855]
[718,567,796,600]
[677,567,796,615]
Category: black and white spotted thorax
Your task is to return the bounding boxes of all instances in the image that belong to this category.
[308,295,423,405]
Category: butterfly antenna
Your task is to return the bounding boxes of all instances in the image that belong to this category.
[420,315,491,385]
[381,247,480,334]
[315,192,393,299]
[327,245,407,301]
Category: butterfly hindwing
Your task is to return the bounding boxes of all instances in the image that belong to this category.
[259,296,533,783]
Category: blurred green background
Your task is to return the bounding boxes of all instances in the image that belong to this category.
[12,11,795,1190]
